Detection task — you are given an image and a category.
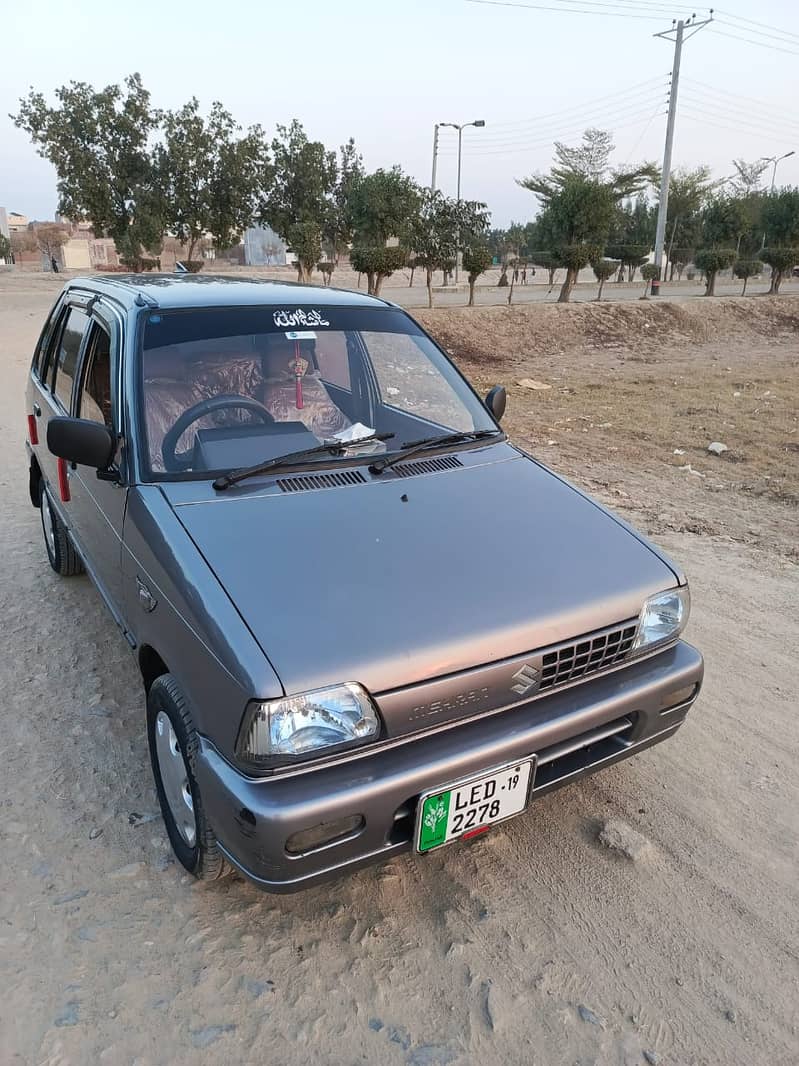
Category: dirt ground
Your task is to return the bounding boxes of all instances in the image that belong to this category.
[1,274,797,1066]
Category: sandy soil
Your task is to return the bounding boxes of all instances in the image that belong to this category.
[1,277,797,1066]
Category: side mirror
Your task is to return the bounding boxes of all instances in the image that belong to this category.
[485,385,507,423]
[47,417,115,470]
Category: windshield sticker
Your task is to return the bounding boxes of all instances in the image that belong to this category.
[285,330,317,340]
[273,309,330,328]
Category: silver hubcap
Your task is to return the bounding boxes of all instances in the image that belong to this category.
[41,490,56,557]
[154,711,197,847]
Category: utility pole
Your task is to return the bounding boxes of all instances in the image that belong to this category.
[431,123,439,193]
[653,13,713,282]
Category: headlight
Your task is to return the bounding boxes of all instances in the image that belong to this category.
[237,683,380,764]
[633,587,690,652]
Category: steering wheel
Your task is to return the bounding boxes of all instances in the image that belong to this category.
[161,394,274,472]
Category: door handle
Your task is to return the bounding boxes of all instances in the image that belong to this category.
[33,403,42,417]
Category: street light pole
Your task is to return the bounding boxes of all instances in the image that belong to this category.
[439,119,485,284]
[769,150,795,193]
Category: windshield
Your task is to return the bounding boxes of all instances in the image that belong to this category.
[138,305,496,478]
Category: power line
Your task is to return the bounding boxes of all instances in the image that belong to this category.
[439,109,666,157]
[679,109,797,142]
[681,77,799,131]
[465,0,672,20]
[713,8,799,44]
[715,16,799,48]
[439,92,668,147]
[679,93,799,139]
[680,97,799,141]
[708,28,799,57]
[483,76,666,131]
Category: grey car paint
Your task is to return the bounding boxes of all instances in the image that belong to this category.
[164,448,680,744]
[25,275,703,892]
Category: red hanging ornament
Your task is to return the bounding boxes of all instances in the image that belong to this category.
[293,340,304,409]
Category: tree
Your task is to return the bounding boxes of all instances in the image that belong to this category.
[730,158,768,197]
[317,261,335,286]
[348,167,421,294]
[156,99,268,264]
[664,166,714,273]
[641,263,659,296]
[732,259,762,295]
[694,248,735,296]
[519,129,656,301]
[592,258,618,301]
[669,246,694,280]
[556,243,601,302]
[261,120,336,282]
[606,243,650,282]
[326,138,364,263]
[349,245,406,296]
[10,231,37,257]
[462,244,493,306]
[761,187,799,246]
[34,223,69,265]
[0,234,10,261]
[529,250,559,286]
[761,248,798,294]
[14,74,164,268]
[411,194,489,307]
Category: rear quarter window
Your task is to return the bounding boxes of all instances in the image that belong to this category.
[32,299,65,381]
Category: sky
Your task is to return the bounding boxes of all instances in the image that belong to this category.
[2,0,798,228]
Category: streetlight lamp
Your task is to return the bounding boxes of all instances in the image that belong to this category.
[436,119,485,283]
[764,149,795,192]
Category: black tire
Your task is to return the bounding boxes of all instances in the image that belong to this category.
[39,482,84,576]
[147,674,229,881]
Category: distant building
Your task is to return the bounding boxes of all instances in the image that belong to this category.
[8,212,29,233]
[0,208,9,239]
[243,224,287,266]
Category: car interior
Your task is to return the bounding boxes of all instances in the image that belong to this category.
[142,334,357,472]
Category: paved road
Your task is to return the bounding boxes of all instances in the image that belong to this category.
[386,276,799,309]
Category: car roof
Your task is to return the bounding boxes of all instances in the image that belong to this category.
[66,273,399,312]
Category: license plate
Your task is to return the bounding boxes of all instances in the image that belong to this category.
[415,757,536,853]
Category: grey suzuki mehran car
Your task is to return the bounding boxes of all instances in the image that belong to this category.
[26,275,703,891]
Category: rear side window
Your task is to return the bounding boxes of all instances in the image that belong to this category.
[52,307,89,411]
[78,322,113,429]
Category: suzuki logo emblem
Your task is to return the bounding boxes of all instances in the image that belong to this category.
[510,664,540,696]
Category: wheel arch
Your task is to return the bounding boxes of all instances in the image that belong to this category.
[139,644,170,693]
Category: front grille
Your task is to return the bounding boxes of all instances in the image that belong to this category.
[540,622,637,690]
[392,455,463,477]
[276,470,367,492]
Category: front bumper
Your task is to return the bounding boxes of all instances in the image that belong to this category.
[196,640,703,892]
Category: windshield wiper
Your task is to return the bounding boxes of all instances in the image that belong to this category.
[212,432,395,490]
[368,429,503,475]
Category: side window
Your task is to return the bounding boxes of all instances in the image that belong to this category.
[314,332,351,391]
[32,299,64,379]
[52,307,90,411]
[77,322,113,429]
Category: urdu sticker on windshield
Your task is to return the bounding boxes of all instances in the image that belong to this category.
[272,309,330,328]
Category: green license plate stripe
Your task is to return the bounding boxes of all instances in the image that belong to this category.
[418,790,452,851]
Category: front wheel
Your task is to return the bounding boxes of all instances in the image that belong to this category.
[39,482,84,576]
[147,674,229,881]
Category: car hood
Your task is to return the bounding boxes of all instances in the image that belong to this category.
[165,450,678,719]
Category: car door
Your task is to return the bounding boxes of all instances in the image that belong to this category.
[35,298,92,531]
[66,307,129,624]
